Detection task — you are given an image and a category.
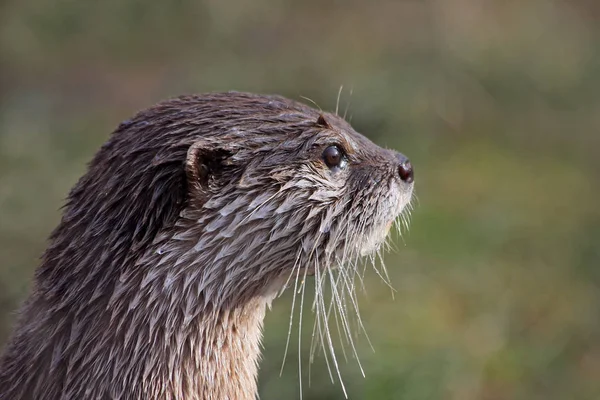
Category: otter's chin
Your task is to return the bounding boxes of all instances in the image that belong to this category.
[357,220,393,257]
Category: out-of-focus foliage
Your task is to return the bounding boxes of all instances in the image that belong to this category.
[1,0,599,399]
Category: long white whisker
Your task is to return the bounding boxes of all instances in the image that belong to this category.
[343,87,353,120]
[297,257,310,400]
[299,95,322,112]
[280,248,305,376]
[325,269,349,361]
[335,85,344,116]
[376,248,395,299]
[314,246,348,397]
[313,253,334,383]
[335,261,375,353]
[319,272,348,398]
[327,265,365,377]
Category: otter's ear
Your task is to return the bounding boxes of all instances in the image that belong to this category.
[186,140,235,196]
[316,114,332,129]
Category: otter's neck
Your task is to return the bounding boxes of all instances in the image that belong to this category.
[130,297,267,400]
[188,300,266,400]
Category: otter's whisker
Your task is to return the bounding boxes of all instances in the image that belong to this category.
[308,309,319,387]
[299,96,322,112]
[351,257,368,295]
[307,231,336,386]
[343,87,353,121]
[328,220,358,344]
[335,85,344,116]
[297,257,311,400]
[376,249,395,300]
[319,287,348,398]
[368,252,395,293]
[327,266,365,377]
[309,292,333,384]
[335,263,375,353]
[280,249,305,376]
[325,270,350,361]
[386,232,401,253]
[313,258,335,384]
[313,248,349,397]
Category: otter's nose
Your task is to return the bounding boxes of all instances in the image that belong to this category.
[396,153,414,184]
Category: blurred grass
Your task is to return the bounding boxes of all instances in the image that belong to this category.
[1,0,599,399]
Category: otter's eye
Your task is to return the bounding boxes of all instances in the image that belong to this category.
[322,145,346,169]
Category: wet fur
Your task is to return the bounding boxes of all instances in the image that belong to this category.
[0,92,413,399]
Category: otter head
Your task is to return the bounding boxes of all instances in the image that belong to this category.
[134,94,415,311]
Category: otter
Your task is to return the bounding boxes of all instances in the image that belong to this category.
[0,92,414,400]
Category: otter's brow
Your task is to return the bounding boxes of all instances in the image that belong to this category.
[312,130,358,156]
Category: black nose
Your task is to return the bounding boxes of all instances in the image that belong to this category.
[396,154,414,183]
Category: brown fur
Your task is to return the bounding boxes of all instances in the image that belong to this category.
[0,92,414,399]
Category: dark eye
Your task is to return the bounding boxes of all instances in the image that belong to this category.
[322,145,346,169]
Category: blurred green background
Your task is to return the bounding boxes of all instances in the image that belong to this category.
[1,0,599,399]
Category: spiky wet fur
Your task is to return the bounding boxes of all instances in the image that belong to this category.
[0,92,413,399]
